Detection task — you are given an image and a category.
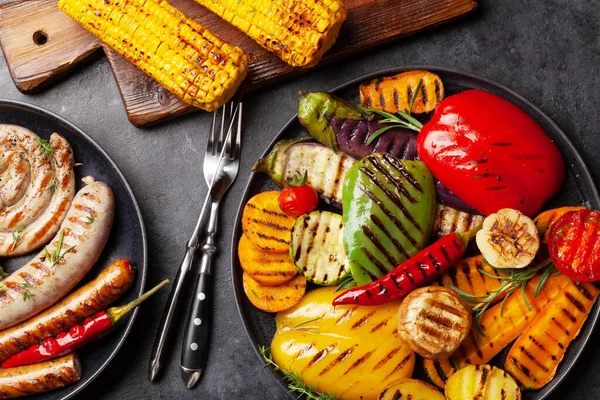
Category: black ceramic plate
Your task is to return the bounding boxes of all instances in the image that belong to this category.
[231,67,600,399]
[0,100,147,400]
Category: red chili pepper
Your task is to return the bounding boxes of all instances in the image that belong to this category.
[333,226,481,306]
[417,89,565,217]
[1,279,169,369]
[548,209,600,282]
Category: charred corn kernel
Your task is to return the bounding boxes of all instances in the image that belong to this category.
[195,0,347,68]
[58,0,249,112]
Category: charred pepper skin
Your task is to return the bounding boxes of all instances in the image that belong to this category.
[333,226,481,306]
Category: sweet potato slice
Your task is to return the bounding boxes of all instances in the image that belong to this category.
[505,281,599,389]
[238,234,297,286]
[378,378,444,400]
[534,206,586,242]
[243,273,306,313]
[359,70,444,114]
[441,255,506,306]
[242,191,295,252]
[424,274,571,388]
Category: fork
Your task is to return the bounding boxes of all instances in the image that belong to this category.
[148,102,242,384]
[180,102,242,388]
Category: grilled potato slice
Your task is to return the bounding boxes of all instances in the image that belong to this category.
[441,255,506,307]
[505,281,599,389]
[242,191,295,252]
[445,365,521,400]
[238,234,297,286]
[290,210,350,285]
[272,287,415,399]
[423,357,455,389]
[243,273,306,313]
[476,208,540,269]
[533,206,586,243]
[397,286,471,359]
[359,70,444,114]
[378,378,444,400]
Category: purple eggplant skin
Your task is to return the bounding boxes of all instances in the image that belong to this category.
[436,181,478,214]
[299,91,418,160]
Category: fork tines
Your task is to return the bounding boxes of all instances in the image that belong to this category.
[209,101,242,160]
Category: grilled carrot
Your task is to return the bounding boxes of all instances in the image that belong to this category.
[440,255,506,305]
[505,281,599,389]
[359,70,444,114]
[423,274,572,388]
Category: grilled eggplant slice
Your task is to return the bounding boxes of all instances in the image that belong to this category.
[445,365,521,400]
[378,379,444,400]
[505,280,599,389]
[397,286,471,359]
[433,204,484,238]
[272,287,415,400]
[290,211,350,285]
[342,154,436,285]
[253,139,355,207]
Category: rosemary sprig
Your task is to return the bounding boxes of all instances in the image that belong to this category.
[259,346,338,400]
[12,226,24,243]
[335,274,356,292]
[36,136,54,157]
[449,258,557,336]
[288,317,321,331]
[408,78,424,112]
[21,280,34,301]
[43,229,76,267]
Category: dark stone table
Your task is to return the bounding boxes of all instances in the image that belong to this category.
[0,0,598,398]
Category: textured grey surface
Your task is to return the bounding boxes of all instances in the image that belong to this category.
[0,0,598,398]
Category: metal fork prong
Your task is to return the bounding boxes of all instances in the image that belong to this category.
[207,112,218,155]
[218,104,227,155]
[233,102,242,160]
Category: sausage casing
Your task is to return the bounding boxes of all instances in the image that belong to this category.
[0,259,135,362]
[0,354,81,399]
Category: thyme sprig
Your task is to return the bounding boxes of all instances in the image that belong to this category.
[259,346,338,400]
[362,78,425,145]
[36,136,54,157]
[21,280,34,301]
[449,258,557,336]
[43,229,76,267]
[12,226,24,243]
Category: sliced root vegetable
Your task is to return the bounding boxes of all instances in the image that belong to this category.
[441,255,506,307]
[378,378,444,400]
[238,234,297,286]
[359,70,444,114]
[242,191,295,253]
[423,357,455,389]
[290,210,350,285]
[423,274,572,388]
[476,208,540,269]
[445,365,521,400]
[505,281,599,389]
[534,206,586,242]
[242,273,306,313]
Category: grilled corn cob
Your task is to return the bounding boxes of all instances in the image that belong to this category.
[195,0,347,68]
[58,0,249,112]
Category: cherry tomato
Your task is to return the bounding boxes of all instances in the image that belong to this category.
[278,185,318,218]
[548,209,600,282]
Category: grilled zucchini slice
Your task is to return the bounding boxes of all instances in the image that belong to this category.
[290,211,350,285]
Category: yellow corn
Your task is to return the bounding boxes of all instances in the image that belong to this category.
[195,0,347,68]
[58,0,249,112]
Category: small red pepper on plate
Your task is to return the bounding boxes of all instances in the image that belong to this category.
[333,225,481,306]
[1,279,170,369]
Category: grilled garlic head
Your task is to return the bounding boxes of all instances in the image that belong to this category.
[476,208,540,269]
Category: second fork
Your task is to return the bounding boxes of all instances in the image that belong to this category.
[180,102,242,388]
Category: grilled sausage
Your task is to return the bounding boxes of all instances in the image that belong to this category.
[0,150,30,209]
[397,286,471,359]
[0,354,81,398]
[0,133,75,256]
[0,181,115,331]
[0,125,54,231]
[0,259,134,362]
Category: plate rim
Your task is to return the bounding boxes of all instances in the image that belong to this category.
[0,99,148,400]
[230,66,600,399]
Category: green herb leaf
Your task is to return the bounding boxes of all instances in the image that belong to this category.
[43,229,76,267]
[408,78,424,114]
[12,226,24,243]
[86,212,95,225]
[366,125,405,145]
[535,264,557,297]
[36,136,54,157]
[0,267,8,279]
[48,178,58,193]
[287,171,308,187]
[335,274,356,292]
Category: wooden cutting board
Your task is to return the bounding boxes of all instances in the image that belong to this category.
[0,0,477,127]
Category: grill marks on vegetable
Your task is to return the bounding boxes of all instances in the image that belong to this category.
[242,191,295,252]
[433,204,484,238]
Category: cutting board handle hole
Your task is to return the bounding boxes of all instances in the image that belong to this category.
[32,30,48,46]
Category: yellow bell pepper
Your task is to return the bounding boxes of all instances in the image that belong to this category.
[272,287,415,399]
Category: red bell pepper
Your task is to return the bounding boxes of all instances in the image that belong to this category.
[548,209,600,282]
[333,226,481,306]
[417,89,565,217]
[1,279,169,369]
